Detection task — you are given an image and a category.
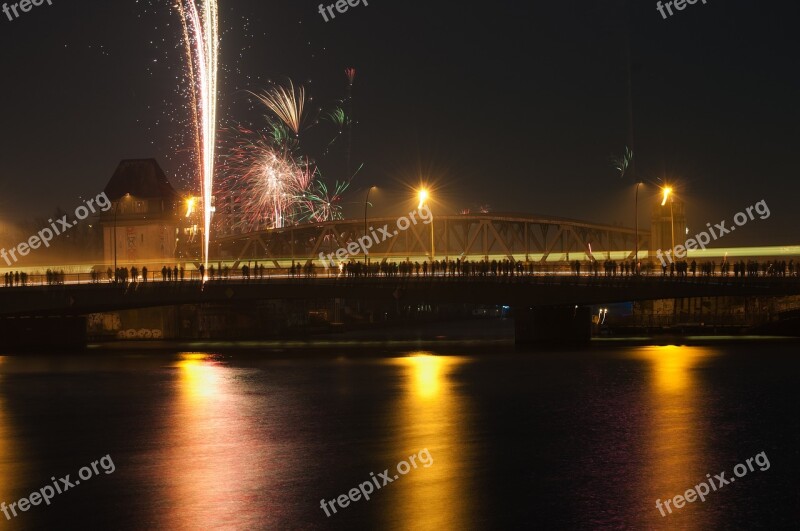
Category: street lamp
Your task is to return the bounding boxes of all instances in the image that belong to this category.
[185,197,196,218]
[417,189,428,209]
[113,193,131,278]
[661,186,672,206]
[417,189,434,260]
[364,186,376,263]
[670,199,675,259]
[661,187,674,257]
[634,181,643,274]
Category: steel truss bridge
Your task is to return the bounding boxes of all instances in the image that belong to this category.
[215,213,650,265]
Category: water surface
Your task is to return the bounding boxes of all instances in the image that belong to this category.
[0,343,797,529]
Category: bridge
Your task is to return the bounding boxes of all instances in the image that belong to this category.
[215,212,651,263]
[2,274,799,346]
[208,212,799,268]
[2,275,800,317]
[3,207,799,347]
[5,211,797,276]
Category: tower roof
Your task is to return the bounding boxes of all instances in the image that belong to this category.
[104,159,180,201]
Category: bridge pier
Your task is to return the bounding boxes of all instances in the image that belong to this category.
[514,306,592,347]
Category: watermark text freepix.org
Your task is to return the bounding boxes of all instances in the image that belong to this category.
[655,450,770,517]
[320,448,433,517]
[319,205,432,267]
[656,0,708,21]
[0,192,111,266]
[656,199,770,266]
[318,0,368,23]
[1,454,115,521]
[2,0,54,23]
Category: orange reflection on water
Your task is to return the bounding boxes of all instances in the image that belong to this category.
[649,346,708,393]
[152,352,271,530]
[176,353,221,400]
[0,357,22,509]
[410,354,442,399]
[634,346,719,529]
[384,353,472,530]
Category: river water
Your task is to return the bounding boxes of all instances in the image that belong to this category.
[0,340,797,529]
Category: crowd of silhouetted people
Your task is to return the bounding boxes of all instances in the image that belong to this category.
[3,271,29,286]
[333,258,537,279]
[101,262,273,283]
[3,270,66,286]
[651,259,795,279]
[2,258,798,288]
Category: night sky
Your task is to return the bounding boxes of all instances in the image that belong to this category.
[0,0,797,244]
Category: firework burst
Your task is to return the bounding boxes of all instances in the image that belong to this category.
[221,130,315,230]
[253,81,308,137]
[221,72,364,233]
[297,179,350,223]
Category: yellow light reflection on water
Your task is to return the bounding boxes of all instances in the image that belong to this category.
[410,353,442,399]
[384,353,472,530]
[633,346,719,529]
[649,345,705,394]
[175,352,220,400]
[0,357,20,509]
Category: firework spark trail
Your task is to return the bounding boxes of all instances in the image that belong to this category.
[253,81,307,137]
[182,0,219,269]
[175,3,202,175]
[344,67,356,180]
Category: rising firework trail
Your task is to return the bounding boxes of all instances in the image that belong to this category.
[344,67,356,180]
[178,0,219,269]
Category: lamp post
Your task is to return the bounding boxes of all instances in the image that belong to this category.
[670,200,675,257]
[661,187,674,257]
[418,189,434,261]
[113,193,131,278]
[634,181,642,273]
[364,186,376,263]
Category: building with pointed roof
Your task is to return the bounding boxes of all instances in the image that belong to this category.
[100,159,182,268]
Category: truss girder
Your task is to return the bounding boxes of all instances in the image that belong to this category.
[215,215,651,263]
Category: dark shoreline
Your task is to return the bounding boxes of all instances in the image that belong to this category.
[80,334,800,356]
[2,316,799,356]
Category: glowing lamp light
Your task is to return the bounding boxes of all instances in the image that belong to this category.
[186,197,196,218]
[417,189,429,209]
[661,187,672,206]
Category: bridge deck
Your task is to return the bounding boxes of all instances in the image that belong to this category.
[2,274,799,317]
